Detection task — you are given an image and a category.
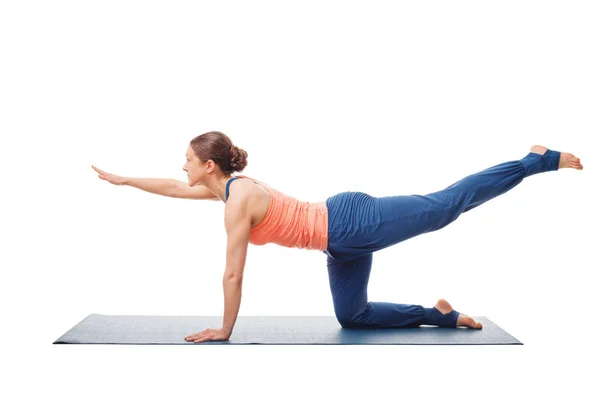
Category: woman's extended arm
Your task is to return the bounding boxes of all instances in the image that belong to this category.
[91,165,218,200]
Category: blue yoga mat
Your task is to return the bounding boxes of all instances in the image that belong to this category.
[53,314,522,345]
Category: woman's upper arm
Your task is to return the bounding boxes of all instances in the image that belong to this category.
[175,181,219,200]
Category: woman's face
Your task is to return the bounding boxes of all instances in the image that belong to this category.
[183,145,203,186]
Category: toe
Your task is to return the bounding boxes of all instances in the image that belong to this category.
[459,315,483,329]
[467,318,482,329]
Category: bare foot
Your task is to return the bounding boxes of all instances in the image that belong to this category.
[530,145,583,170]
[434,299,482,329]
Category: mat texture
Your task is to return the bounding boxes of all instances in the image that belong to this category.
[53,314,521,345]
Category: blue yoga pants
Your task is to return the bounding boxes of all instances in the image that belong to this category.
[323,149,561,329]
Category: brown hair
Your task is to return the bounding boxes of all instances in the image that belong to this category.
[189,131,248,174]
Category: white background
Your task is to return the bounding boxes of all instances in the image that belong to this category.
[1,1,598,399]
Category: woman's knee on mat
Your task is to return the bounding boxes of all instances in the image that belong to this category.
[334,304,371,329]
[337,316,367,329]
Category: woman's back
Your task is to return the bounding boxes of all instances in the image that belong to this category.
[226,175,328,251]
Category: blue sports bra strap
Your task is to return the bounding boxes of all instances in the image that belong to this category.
[225,177,241,202]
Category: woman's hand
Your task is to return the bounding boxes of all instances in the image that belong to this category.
[92,165,128,186]
[185,328,231,343]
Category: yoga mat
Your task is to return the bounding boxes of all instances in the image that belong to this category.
[53,314,522,345]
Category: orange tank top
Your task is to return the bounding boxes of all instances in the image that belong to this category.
[229,174,329,251]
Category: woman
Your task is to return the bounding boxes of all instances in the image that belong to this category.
[92,131,583,343]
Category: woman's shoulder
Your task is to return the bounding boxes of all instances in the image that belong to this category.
[235,175,272,190]
[228,174,271,201]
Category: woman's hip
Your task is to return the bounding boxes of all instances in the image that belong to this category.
[324,191,448,260]
[326,191,447,231]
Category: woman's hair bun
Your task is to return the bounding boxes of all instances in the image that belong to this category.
[229,145,248,172]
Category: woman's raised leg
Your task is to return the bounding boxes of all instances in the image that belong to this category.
[326,145,582,260]
[414,145,581,233]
